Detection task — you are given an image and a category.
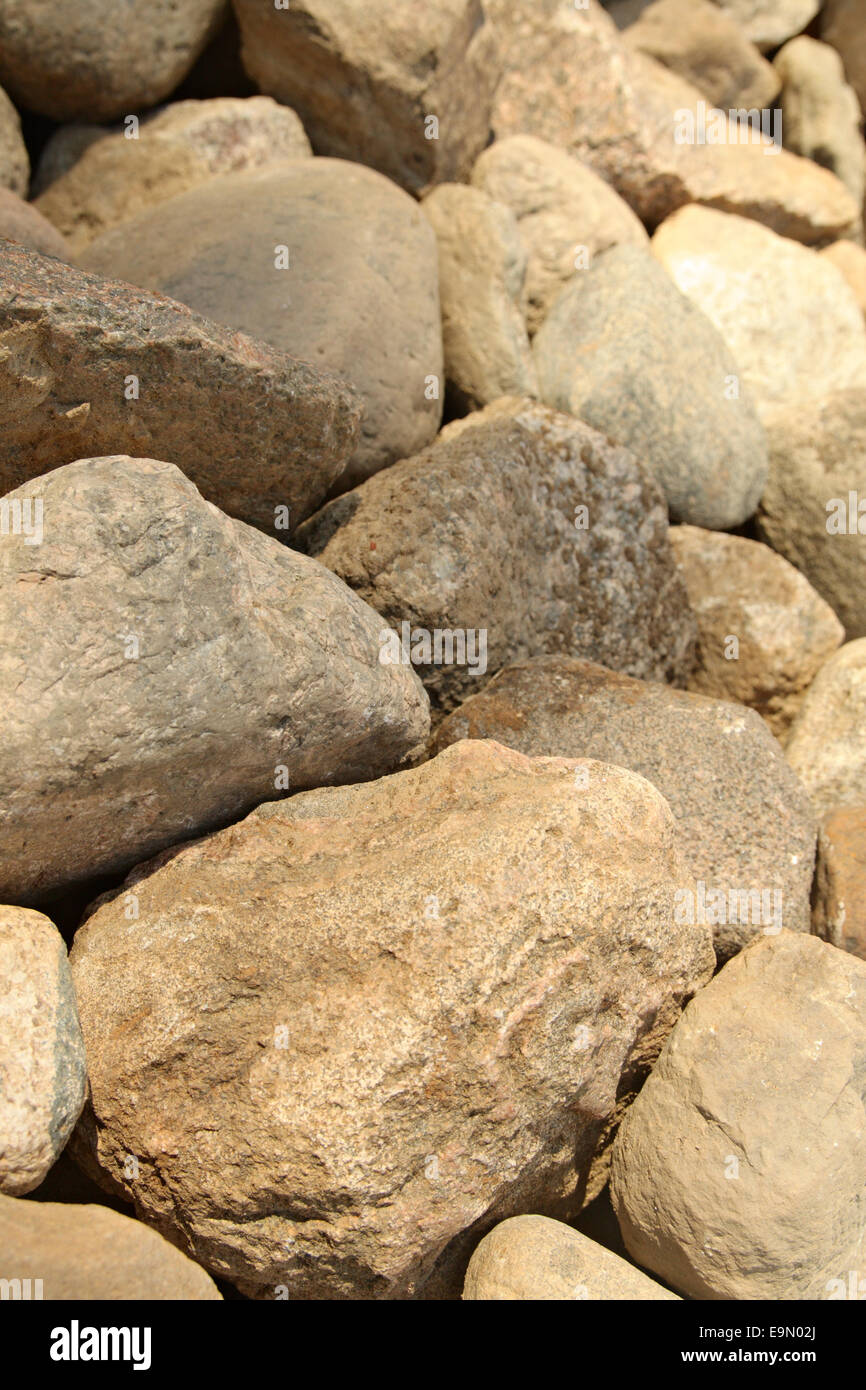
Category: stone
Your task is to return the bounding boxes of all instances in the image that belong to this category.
[68,738,714,1299]
[0,456,429,905]
[0,240,360,532]
[813,807,866,961]
[533,245,768,530]
[233,0,500,197]
[488,0,858,245]
[0,1194,221,1299]
[822,0,866,116]
[757,390,866,639]
[669,525,844,741]
[421,184,537,410]
[785,640,866,817]
[35,97,312,255]
[624,0,780,111]
[610,931,866,1300]
[471,134,649,335]
[463,1214,679,1300]
[821,241,866,318]
[295,399,698,712]
[652,206,866,411]
[0,83,27,196]
[0,0,227,121]
[79,161,443,492]
[0,907,86,1195]
[31,125,108,196]
[0,187,70,259]
[711,0,820,50]
[775,37,864,212]
[432,657,817,959]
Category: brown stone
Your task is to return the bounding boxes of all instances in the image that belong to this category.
[0,187,70,259]
[813,807,866,960]
[624,0,780,110]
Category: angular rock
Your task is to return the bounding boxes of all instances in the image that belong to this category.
[757,390,866,639]
[775,37,864,212]
[421,184,537,410]
[79,161,443,492]
[786,640,866,817]
[610,932,866,1300]
[624,0,780,111]
[0,456,429,905]
[232,0,500,197]
[711,0,820,51]
[432,657,817,959]
[0,240,360,531]
[0,187,70,259]
[0,907,86,1195]
[669,525,844,741]
[0,1194,221,1299]
[0,0,227,121]
[813,807,866,961]
[821,241,866,318]
[35,96,312,255]
[69,738,714,1299]
[463,1214,679,1300]
[652,206,866,410]
[295,399,698,712]
[471,134,649,335]
[822,0,866,116]
[533,245,768,529]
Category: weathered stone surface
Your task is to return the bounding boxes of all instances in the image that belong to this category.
[652,206,866,410]
[31,124,107,196]
[786,640,866,817]
[463,1214,679,1300]
[0,0,227,121]
[813,807,866,961]
[669,525,844,741]
[624,0,780,110]
[757,391,866,639]
[533,245,768,530]
[233,0,500,197]
[822,0,866,116]
[0,907,86,1195]
[0,1194,221,1299]
[611,932,866,1300]
[69,738,714,1299]
[79,161,442,492]
[432,657,817,959]
[0,187,70,259]
[712,0,820,50]
[488,0,858,244]
[0,240,359,531]
[35,97,312,255]
[471,134,649,335]
[0,456,429,905]
[296,400,697,712]
[775,37,864,212]
[422,184,537,410]
[821,241,866,318]
[0,84,26,196]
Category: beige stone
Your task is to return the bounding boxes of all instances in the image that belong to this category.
[711,0,820,51]
[822,0,866,116]
[775,37,864,212]
[0,187,70,259]
[786,640,866,817]
[821,240,866,317]
[624,0,780,110]
[0,83,27,196]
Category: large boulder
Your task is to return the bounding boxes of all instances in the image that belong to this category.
[533,245,768,530]
[0,84,27,195]
[813,807,866,961]
[69,738,714,1299]
[232,0,500,197]
[775,37,864,211]
[79,161,443,492]
[0,456,429,905]
[0,907,86,1195]
[785,640,866,817]
[0,240,360,533]
[623,0,780,110]
[611,932,866,1300]
[295,400,698,712]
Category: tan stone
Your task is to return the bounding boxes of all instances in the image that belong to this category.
[775,37,864,212]
[0,83,27,196]
[821,241,866,318]
[0,187,70,259]
[786,640,866,817]
[813,807,866,960]
[822,0,866,116]
[624,0,780,110]
[712,0,820,51]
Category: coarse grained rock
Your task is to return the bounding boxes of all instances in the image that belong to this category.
[669,525,844,741]
[0,187,70,259]
[0,456,429,905]
[35,97,312,255]
[68,738,714,1300]
[785,640,866,817]
[624,0,780,111]
[295,400,698,712]
[0,240,360,532]
[0,83,27,196]
[775,37,864,212]
[813,807,866,961]
[232,0,500,197]
[821,241,866,319]
[0,907,86,1195]
[421,184,537,410]
[463,1214,679,1300]
[711,0,820,50]
[652,206,866,411]
[757,391,866,640]
[822,0,866,116]
[610,931,866,1300]
[432,657,817,959]
[0,0,228,121]
[79,161,443,493]
[533,245,768,530]
[0,1194,221,1299]
[471,134,649,335]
